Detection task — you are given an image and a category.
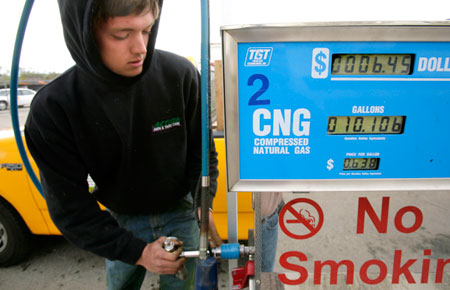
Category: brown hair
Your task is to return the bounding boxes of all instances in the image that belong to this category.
[92,0,160,24]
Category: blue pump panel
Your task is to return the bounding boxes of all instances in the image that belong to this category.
[222,22,450,192]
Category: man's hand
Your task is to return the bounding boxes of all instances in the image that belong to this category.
[136,236,186,274]
[197,208,223,248]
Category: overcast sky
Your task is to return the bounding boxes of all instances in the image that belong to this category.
[1,0,449,73]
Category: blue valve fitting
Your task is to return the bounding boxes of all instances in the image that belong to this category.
[219,243,241,260]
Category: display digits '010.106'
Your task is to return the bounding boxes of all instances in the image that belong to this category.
[331,54,414,75]
[327,116,406,135]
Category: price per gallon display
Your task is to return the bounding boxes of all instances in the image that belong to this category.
[343,158,380,170]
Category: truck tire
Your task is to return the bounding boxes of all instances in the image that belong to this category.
[0,201,31,266]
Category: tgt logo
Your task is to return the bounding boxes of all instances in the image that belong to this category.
[245,47,273,66]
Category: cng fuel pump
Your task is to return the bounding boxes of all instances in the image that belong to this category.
[220,21,450,290]
[221,22,450,193]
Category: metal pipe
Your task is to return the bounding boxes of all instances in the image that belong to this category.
[180,245,255,259]
[199,177,210,260]
[180,250,200,258]
[248,254,256,290]
[248,277,256,290]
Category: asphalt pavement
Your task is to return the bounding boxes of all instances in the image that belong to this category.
[0,106,29,130]
[0,235,229,289]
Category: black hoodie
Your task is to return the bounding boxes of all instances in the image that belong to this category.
[24,0,218,265]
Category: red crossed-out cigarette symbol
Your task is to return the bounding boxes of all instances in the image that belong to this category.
[279,198,324,240]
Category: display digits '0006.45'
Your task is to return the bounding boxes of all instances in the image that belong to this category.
[331,54,414,75]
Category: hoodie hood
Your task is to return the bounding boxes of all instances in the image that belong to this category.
[57,0,163,85]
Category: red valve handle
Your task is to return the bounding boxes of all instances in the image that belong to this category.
[231,260,255,289]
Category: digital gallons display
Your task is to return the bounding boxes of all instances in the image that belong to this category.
[327,116,406,135]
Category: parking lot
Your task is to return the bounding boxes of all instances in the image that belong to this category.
[0,106,29,130]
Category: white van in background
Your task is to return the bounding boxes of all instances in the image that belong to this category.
[0,88,36,110]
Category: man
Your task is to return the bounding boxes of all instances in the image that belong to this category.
[260,192,284,272]
[25,0,219,289]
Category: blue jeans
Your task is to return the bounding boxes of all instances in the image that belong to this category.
[261,202,284,272]
[106,195,199,290]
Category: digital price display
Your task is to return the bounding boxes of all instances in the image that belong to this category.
[331,54,414,75]
[222,22,450,192]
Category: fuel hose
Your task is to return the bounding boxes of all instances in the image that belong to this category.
[195,0,220,287]
[10,0,43,196]
[199,0,212,261]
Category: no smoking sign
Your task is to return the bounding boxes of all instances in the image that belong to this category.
[279,198,324,239]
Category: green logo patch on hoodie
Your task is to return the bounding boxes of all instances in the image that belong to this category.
[152,117,181,133]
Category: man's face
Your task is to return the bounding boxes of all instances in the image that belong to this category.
[94,10,155,77]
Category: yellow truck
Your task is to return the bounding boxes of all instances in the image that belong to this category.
[0,129,253,266]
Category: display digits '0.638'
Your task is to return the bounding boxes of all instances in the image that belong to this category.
[327,116,406,135]
[343,158,380,171]
[331,54,414,75]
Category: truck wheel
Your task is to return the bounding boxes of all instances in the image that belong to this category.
[0,201,31,266]
[0,101,7,111]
